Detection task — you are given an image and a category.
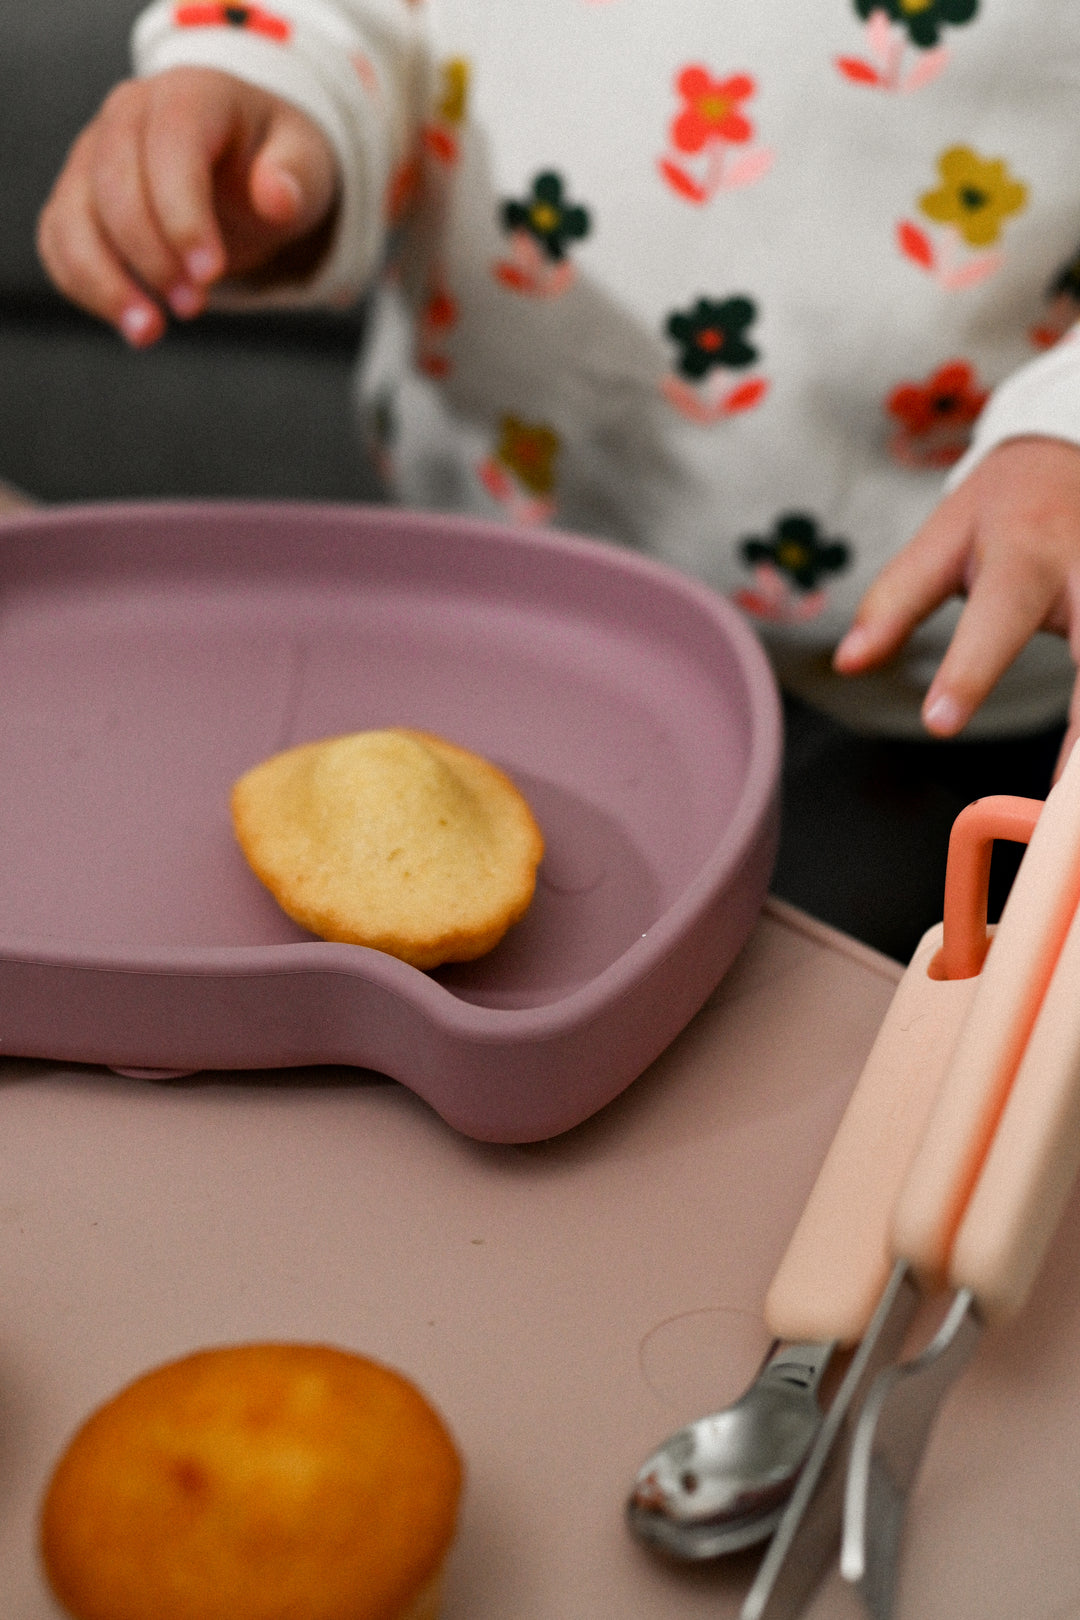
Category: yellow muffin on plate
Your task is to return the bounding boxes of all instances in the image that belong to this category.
[40,1342,463,1620]
[231,728,544,969]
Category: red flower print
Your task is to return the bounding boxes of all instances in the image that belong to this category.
[416,276,459,378]
[671,67,755,153]
[174,4,291,41]
[384,155,420,224]
[659,65,773,205]
[886,359,988,467]
[887,361,986,434]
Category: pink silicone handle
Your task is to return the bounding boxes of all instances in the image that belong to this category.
[949,889,1080,1322]
[764,792,1050,1345]
[764,926,977,1344]
[893,745,1080,1288]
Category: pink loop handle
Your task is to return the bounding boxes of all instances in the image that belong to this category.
[938,795,1044,980]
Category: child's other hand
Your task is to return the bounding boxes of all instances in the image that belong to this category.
[833,436,1080,775]
[37,67,338,348]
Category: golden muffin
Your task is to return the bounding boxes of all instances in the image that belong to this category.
[40,1342,463,1620]
[231,728,544,969]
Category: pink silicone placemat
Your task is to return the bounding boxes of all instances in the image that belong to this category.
[0,501,781,1142]
[4,900,1079,1618]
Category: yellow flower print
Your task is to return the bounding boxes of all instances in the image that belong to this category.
[437,57,469,124]
[919,146,1027,248]
[496,416,560,495]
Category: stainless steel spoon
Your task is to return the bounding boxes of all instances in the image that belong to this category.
[626,1338,836,1559]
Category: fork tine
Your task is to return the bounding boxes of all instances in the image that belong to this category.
[841,1289,982,1618]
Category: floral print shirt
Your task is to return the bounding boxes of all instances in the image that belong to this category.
[134,0,1080,737]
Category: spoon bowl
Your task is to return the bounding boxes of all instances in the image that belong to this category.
[627,1339,835,1559]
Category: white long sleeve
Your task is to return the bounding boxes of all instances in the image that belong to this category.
[133,0,422,304]
[948,324,1080,489]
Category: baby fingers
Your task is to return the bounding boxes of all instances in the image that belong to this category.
[37,115,168,345]
[92,82,211,320]
[835,437,1080,739]
[918,438,1080,733]
[833,486,975,674]
[921,554,1062,735]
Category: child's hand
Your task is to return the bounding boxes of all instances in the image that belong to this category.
[833,436,1080,774]
[37,67,338,347]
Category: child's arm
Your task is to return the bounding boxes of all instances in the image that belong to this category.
[37,0,419,346]
[38,67,339,347]
[835,335,1080,771]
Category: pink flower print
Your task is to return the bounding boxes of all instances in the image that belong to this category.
[658,66,774,205]
[477,416,560,526]
[494,232,577,299]
[897,147,1027,290]
[352,52,380,96]
[837,9,947,92]
[384,155,420,225]
[836,1,977,92]
[416,277,458,378]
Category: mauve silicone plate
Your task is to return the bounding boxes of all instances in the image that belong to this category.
[0,502,781,1140]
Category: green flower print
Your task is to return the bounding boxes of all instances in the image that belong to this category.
[740,513,849,591]
[501,173,591,263]
[1050,245,1080,302]
[855,0,977,49]
[666,296,758,380]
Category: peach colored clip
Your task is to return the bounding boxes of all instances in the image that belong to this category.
[936,795,1042,980]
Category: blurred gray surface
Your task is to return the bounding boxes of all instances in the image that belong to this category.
[0,300,379,502]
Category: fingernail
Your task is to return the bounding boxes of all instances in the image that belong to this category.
[834,626,872,669]
[120,304,156,345]
[923,691,967,734]
[185,245,220,283]
[168,282,202,318]
[274,167,303,210]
